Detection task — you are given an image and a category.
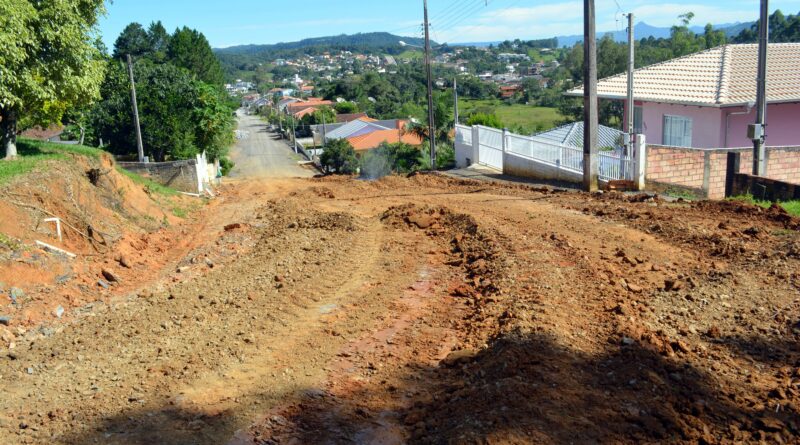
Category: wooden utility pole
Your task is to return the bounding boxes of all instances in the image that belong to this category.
[423,0,437,169]
[126,55,145,162]
[454,76,460,125]
[752,0,769,176]
[583,0,599,191]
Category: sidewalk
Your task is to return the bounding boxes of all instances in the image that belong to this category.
[442,164,581,192]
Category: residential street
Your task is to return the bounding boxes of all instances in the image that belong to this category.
[228,110,315,179]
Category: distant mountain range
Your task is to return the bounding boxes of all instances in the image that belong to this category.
[454,21,754,48]
[215,32,430,56]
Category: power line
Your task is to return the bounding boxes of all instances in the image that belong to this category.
[435,0,494,35]
[430,0,475,26]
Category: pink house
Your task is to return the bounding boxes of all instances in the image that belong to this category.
[569,43,800,149]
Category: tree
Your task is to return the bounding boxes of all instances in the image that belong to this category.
[89,60,233,162]
[0,0,107,159]
[147,21,171,63]
[334,101,358,114]
[320,139,359,174]
[113,23,152,59]
[168,27,224,86]
[466,113,503,129]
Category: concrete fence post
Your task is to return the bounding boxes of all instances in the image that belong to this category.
[472,125,480,165]
[633,134,647,190]
[502,128,508,153]
[725,151,742,198]
[195,154,204,194]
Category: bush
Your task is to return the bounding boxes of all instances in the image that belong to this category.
[360,142,423,178]
[418,142,455,170]
[466,112,503,129]
[320,139,359,174]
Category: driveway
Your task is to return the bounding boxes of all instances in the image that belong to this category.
[228,110,315,178]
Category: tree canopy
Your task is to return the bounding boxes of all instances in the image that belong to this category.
[0,0,107,158]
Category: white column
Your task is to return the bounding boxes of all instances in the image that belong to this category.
[633,134,647,190]
[472,126,480,166]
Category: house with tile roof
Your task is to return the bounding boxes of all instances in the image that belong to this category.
[346,129,423,151]
[567,43,800,148]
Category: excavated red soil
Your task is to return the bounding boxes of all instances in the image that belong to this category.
[0,173,798,444]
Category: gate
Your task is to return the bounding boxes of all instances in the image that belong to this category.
[476,126,504,170]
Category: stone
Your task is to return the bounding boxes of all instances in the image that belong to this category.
[204,258,214,268]
[626,283,644,293]
[118,255,133,268]
[0,316,10,326]
[622,336,636,346]
[707,326,722,338]
[176,266,190,273]
[97,280,110,289]
[10,287,24,303]
[54,306,65,319]
[664,279,683,292]
[224,223,244,231]
[101,268,120,283]
[442,349,478,367]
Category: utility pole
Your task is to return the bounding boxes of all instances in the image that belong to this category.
[423,0,437,169]
[752,0,769,176]
[625,13,635,146]
[583,0,599,191]
[291,116,298,153]
[454,76,460,125]
[126,55,145,162]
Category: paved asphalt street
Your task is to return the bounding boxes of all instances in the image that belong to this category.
[228,110,315,179]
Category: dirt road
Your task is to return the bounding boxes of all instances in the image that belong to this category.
[1,174,799,444]
[228,111,315,179]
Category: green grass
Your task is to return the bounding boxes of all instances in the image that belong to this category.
[460,99,564,133]
[0,138,104,184]
[728,194,800,217]
[397,49,424,60]
[115,166,179,197]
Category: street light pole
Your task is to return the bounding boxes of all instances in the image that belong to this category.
[423,0,437,169]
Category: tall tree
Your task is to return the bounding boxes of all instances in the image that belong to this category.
[168,27,224,86]
[147,21,171,62]
[112,23,152,59]
[0,0,106,159]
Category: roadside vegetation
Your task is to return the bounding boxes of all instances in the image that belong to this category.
[728,194,800,217]
[0,139,103,184]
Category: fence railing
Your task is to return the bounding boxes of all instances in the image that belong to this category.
[455,124,636,182]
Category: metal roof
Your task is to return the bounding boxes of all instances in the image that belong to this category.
[533,122,623,149]
[566,43,800,107]
[324,119,392,140]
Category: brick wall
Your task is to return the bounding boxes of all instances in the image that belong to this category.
[645,146,706,190]
[118,160,199,193]
[646,145,800,199]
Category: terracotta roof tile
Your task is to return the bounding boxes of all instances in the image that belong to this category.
[567,43,800,107]
[346,129,423,151]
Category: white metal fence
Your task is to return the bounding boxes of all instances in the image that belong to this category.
[456,124,634,181]
[476,125,504,170]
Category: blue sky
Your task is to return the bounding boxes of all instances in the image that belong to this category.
[99,0,800,49]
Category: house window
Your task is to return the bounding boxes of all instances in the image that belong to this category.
[663,115,693,147]
[633,106,644,133]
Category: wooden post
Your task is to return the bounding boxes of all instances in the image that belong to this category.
[126,55,145,163]
[583,0,599,191]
